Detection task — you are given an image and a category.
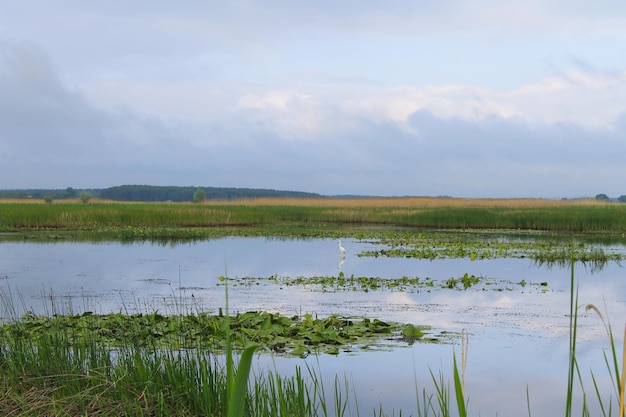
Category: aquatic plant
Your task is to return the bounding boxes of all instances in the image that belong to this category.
[0,310,432,358]
[226,273,546,293]
[359,230,626,264]
[2,198,626,243]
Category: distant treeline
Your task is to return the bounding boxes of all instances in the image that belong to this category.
[99,185,322,202]
[0,185,322,202]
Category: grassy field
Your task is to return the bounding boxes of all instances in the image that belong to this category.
[1,197,625,239]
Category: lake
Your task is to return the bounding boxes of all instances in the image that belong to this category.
[1,236,624,416]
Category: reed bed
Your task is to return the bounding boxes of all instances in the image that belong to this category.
[212,196,604,208]
[1,198,625,235]
[0,328,330,416]
[0,300,359,417]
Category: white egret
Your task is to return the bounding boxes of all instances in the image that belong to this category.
[338,240,346,256]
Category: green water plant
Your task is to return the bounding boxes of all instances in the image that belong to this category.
[3,199,626,242]
[360,232,625,265]
[0,310,434,358]
[0,279,366,416]
[226,272,546,293]
[0,320,360,416]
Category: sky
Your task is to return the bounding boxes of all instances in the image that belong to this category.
[1,1,626,198]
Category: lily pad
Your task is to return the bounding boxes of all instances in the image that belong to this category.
[0,311,444,357]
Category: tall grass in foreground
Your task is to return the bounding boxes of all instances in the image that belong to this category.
[0,316,358,416]
[429,330,468,417]
[0,278,361,417]
[223,273,260,417]
[564,258,625,417]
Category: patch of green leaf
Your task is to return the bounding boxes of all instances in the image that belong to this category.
[0,311,442,358]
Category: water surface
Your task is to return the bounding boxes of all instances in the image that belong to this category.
[1,237,624,415]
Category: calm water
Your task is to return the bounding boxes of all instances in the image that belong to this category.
[1,237,625,416]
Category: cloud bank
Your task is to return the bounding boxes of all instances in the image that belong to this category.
[1,2,626,197]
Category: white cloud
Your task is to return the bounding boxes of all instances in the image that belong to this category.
[2,3,626,197]
[81,67,626,135]
[238,91,295,110]
[2,40,625,196]
[508,70,626,127]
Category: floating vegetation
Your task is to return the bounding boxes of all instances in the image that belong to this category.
[0,311,440,358]
[357,230,626,264]
[221,273,548,293]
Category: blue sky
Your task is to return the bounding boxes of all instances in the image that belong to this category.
[1,1,626,197]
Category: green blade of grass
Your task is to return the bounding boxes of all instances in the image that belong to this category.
[453,353,467,417]
[590,370,608,417]
[617,325,626,417]
[566,256,578,417]
[227,343,260,417]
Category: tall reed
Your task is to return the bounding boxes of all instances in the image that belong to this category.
[2,199,626,235]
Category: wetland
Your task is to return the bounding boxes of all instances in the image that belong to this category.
[0,199,625,416]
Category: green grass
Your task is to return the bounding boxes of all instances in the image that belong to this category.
[2,200,626,240]
[0,329,333,416]
[0,299,373,416]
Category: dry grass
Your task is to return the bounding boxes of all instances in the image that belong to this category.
[200,196,604,209]
[0,196,607,209]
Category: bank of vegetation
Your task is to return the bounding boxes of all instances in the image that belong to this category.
[0,305,399,416]
[1,198,626,240]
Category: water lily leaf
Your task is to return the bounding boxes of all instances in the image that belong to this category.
[289,346,310,358]
[402,324,424,338]
[325,347,340,355]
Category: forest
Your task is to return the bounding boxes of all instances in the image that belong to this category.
[0,185,322,202]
